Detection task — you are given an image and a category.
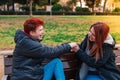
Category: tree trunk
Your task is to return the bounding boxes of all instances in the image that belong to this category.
[103,0,107,12]
[4,4,6,11]
[79,0,82,7]
[93,0,96,15]
[92,7,94,12]
[29,0,33,17]
[7,3,10,11]
[12,0,15,11]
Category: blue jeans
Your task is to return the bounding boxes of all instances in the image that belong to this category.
[85,75,102,80]
[43,58,65,80]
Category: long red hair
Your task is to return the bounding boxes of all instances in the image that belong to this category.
[88,22,109,61]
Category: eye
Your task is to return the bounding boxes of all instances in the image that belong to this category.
[89,31,95,36]
[39,29,43,31]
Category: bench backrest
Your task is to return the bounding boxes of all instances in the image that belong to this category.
[4,53,78,80]
[114,49,120,68]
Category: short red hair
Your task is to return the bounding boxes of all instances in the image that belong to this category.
[24,18,44,34]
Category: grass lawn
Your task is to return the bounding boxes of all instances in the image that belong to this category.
[0,15,120,50]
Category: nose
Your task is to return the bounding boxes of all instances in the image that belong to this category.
[88,32,91,36]
[42,30,44,34]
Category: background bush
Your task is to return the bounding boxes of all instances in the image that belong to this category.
[20,6,36,11]
[62,6,72,12]
[75,7,90,13]
[112,7,120,12]
[52,4,62,11]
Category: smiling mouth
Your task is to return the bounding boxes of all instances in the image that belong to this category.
[39,35,42,37]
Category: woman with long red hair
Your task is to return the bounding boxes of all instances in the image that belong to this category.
[75,22,120,80]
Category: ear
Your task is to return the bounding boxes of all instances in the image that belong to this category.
[29,31,34,36]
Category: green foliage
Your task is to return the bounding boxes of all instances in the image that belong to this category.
[34,0,48,6]
[82,8,90,12]
[50,0,60,5]
[62,6,72,12]
[75,7,82,12]
[112,7,120,12]
[0,0,8,5]
[111,32,120,43]
[66,0,76,6]
[75,7,90,12]
[20,6,36,11]
[52,4,62,11]
[14,0,27,5]
[84,0,101,8]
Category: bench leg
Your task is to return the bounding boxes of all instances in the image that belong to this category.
[2,75,8,80]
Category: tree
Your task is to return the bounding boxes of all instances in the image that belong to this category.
[34,0,48,7]
[112,0,120,7]
[0,0,8,11]
[103,0,107,12]
[66,0,76,11]
[76,0,82,7]
[67,0,76,7]
[11,0,15,11]
[0,0,15,11]
[34,0,60,6]
[29,0,33,16]
[14,0,27,5]
[79,0,82,7]
[104,0,120,12]
[6,0,13,11]
[14,0,36,16]
[84,0,101,12]
[0,0,60,15]
[48,0,60,5]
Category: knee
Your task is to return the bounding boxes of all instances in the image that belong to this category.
[52,58,62,63]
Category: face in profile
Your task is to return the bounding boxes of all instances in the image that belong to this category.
[88,27,95,41]
[30,26,44,40]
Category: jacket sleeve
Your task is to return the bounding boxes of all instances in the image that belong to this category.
[76,35,88,65]
[79,34,88,51]
[17,39,71,58]
[76,44,113,68]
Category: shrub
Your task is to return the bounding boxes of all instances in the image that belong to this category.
[52,4,62,11]
[75,7,90,13]
[75,7,82,12]
[112,7,120,12]
[20,6,36,11]
[62,6,72,12]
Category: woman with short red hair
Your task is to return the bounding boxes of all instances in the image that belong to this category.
[76,22,120,80]
[11,18,78,80]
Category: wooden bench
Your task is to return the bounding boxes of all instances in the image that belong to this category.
[1,51,78,80]
[1,45,120,80]
[114,45,120,69]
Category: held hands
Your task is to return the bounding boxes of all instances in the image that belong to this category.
[69,42,80,53]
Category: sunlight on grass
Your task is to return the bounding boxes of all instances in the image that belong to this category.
[0,15,120,50]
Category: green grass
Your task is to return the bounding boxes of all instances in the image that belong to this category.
[0,15,120,50]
